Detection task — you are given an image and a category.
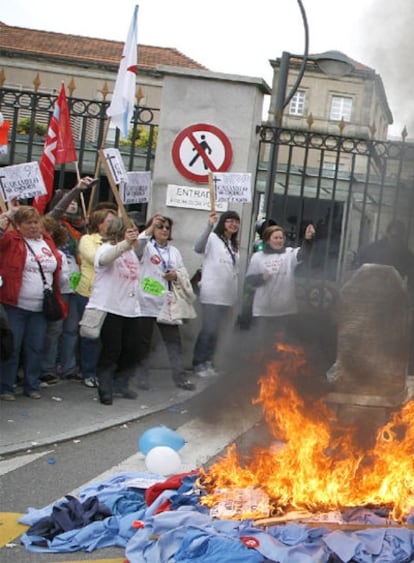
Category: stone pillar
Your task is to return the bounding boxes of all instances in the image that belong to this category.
[326,264,410,447]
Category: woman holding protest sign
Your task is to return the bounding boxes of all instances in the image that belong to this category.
[0,205,65,400]
[135,213,196,392]
[191,209,241,378]
[86,216,141,405]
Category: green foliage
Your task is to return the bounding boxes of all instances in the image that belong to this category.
[17,117,47,137]
[119,125,158,149]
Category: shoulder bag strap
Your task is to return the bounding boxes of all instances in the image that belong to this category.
[24,239,48,288]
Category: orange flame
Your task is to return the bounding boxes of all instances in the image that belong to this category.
[201,343,414,521]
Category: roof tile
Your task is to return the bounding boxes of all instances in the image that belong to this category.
[0,22,208,71]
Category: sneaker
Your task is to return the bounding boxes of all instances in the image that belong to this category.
[26,392,41,399]
[0,393,16,401]
[205,362,219,377]
[194,364,209,378]
[40,374,60,385]
[83,377,97,388]
[194,363,213,378]
[174,377,196,391]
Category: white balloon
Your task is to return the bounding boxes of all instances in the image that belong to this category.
[145,445,181,476]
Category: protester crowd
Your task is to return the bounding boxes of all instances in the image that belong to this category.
[0,179,319,406]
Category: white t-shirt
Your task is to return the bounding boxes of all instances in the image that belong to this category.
[199,233,239,306]
[137,235,184,317]
[87,243,141,318]
[246,247,300,317]
[18,237,58,312]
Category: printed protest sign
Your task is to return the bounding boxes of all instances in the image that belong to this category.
[102,148,128,184]
[0,161,47,201]
[120,171,151,204]
[212,172,252,203]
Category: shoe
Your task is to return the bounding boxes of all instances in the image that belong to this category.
[26,392,41,399]
[174,377,196,391]
[40,374,59,385]
[194,363,213,378]
[0,393,16,401]
[113,388,138,399]
[137,378,150,391]
[205,362,220,377]
[83,377,97,388]
[99,396,113,405]
[66,373,82,381]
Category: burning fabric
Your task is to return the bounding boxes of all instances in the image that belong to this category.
[18,343,414,561]
[201,342,414,524]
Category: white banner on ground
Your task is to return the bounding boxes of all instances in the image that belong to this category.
[0,161,47,201]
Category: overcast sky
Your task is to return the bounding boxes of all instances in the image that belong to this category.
[2,0,412,137]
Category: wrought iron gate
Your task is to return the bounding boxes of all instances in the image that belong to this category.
[254,126,414,294]
[0,87,159,214]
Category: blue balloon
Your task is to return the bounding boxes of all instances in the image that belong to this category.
[139,425,185,455]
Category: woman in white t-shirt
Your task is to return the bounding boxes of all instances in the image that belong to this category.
[245,224,315,344]
[192,210,241,378]
[0,205,65,401]
[86,217,141,405]
[136,214,195,391]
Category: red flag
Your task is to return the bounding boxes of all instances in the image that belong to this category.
[33,83,77,214]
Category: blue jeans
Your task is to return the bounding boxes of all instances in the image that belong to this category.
[41,293,80,376]
[192,304,231,367]
[1,304,47,395]
[76,293,98,380]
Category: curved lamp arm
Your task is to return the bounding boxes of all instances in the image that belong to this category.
[282,0,309,111]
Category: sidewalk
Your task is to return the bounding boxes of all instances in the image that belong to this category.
[0,367,210,456]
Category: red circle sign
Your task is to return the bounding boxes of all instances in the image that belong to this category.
[172,123,233,183]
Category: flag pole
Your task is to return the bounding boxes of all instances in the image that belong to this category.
[88,117,111,215]
[90,5,138,223]
[0,193,7,213]
[73,160,89,222]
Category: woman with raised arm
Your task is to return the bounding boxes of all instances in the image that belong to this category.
[192,210,241,378]
[86,217,141,405]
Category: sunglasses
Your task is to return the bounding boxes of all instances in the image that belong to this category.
[155,223,170,230]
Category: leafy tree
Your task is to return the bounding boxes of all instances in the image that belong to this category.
[17,117,47,136]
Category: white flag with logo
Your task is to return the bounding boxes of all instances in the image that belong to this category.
[107,5,138,139]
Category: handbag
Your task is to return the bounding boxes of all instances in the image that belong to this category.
[156,291,182,325]
[43,288,64,322]
[24,240,64,321]
[190,268,202,295]
[79,308,107,339]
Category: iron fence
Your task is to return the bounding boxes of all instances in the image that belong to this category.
[0,87,159,212]
[254,126,414,284]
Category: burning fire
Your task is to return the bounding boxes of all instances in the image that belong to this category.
[200,343,414,522]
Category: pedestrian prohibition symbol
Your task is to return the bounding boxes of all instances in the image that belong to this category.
[171,123,233,183]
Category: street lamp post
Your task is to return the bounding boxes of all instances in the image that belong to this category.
[263,0,309,221]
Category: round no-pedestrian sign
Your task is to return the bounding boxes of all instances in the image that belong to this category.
[171,123,233,183]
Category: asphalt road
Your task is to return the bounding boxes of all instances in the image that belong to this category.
[0,374,265,563]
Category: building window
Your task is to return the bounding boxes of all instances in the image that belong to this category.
[330,96,352,121]
[289,90,305,116]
